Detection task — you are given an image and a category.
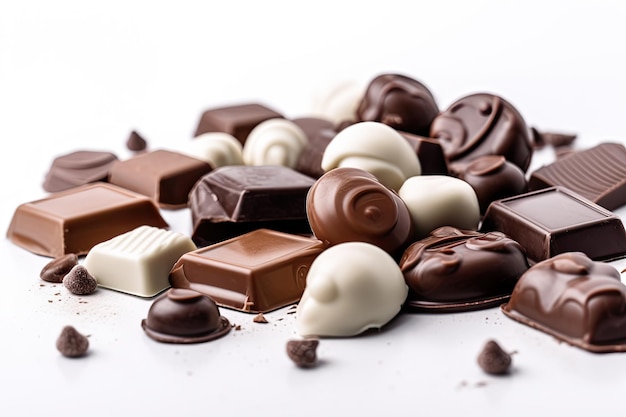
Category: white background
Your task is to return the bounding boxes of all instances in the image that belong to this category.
[2,0,626,415]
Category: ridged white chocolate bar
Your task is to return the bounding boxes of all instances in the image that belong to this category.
[84,225,197,297]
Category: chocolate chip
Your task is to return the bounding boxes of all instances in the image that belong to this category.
[477,339,512,375]
[56,325,89,358]
[126,130,147,151]
[63,265,97,295]
[286,339,319,368]
[40,253,78,283]
[253,313,268,323]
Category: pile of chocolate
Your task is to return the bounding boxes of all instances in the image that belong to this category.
[7,72,626,355]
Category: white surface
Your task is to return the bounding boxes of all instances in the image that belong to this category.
[2,1,626,415]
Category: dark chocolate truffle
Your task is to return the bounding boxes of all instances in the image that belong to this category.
[56,325,89,358]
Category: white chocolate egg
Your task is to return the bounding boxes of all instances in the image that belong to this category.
[296,242,408,337]
[242,118,308,168]
[398,175,480,239]
[180,132,244,168]
[321,121,421,191]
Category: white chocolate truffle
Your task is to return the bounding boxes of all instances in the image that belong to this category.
[84,225,197,297]
[242,118,308,168]
[398,175,480,239]
[179,132,244,168]
[321,121,421,191]
[296,242,408,337]
[311,80,365,124]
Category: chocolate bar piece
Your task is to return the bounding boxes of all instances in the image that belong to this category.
[528,142,626,210]
[169,229,326,313]
[43,150,118,192]
[108,149,212,209]
[399,132,448,175]
[502,252,626,353]
[292,117,337,179]
[189,165,314,247]
[399,227,529,312]
[7,183,168,257]
[194,103,283,143]
[480,186,626,262]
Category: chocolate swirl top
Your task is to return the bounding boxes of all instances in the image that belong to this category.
[306,167,413,257]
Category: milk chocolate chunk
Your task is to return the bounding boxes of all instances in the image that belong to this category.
[357,73,439,137]
[189,165,314,247]
[455,155,527,214]
[528,142,626,211]
[399,227,529,312]
[306,167,414,257]
[430,93,533,172]
[480,187,626,262]
[169,229,326,313]
[40,253,78,283]
[502,252,626,353]
[141,288,231,344]
[43,150,118,193]
[194,103,284,143]
[108,149,212,209]
[7,183,168,257]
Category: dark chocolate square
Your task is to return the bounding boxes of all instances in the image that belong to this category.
[194,103,283,143]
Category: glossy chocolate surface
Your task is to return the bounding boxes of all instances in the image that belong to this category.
[528,142,626,210]
[502,252,626,353]
[399,227,529,311]
[357,73,439,137]
[480,187,626,262]
[142,288,231,344]
[43,150,118,192]
[306,167,413,257]
[292,117,337,178]
[455,155,527,214]
[169,229,325,313]
[194,103,283,143]
[399,132,449,175]
[430,93,533,172]
[108,149,212,209]
[189,165,314,247]
[7,183,168,257]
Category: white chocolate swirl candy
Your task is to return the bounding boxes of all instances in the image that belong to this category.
[296,241,408,337]
[398,175,480,239]
[321,121,421,191]
[310,80,365,125]
[179,132,244,168]
[242,118,308,168]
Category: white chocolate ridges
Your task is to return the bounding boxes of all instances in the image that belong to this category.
[398,175,480,239]
[296,242,408,337]
[84,225,197,297]
[242,118,308,168]
[321,121,421,191]
[179,132,244,168]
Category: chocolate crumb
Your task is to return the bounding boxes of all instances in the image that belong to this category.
[126,130,147,151]
[56,325,89,358]
[286,338,319,368]
[477,339,512,375]
[63,265,97,295]
[40,253,78,283]
[253,313,268,323]
[234,324,242,331]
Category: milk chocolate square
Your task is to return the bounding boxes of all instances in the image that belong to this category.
[108,149,212,209]
[194,103,283,143]
[169,229,326,313]
[7,183,168,257]
[480,186,626,262]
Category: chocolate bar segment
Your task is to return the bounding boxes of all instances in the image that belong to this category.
[528,142,626,210]
[189,165,314,246]
[480,187,626,262]
[7,183,168,257]
[502,252,626,353]
[108,149,212,209]
[169,229,326,313]
[194,103,283,143]
[43,150,118,192]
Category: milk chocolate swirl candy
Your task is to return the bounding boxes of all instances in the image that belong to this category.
[306,167,413,257]
[357,73,439,137]
[430,93,533,172]
[399,227,528,312]
[502,252,626,353]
